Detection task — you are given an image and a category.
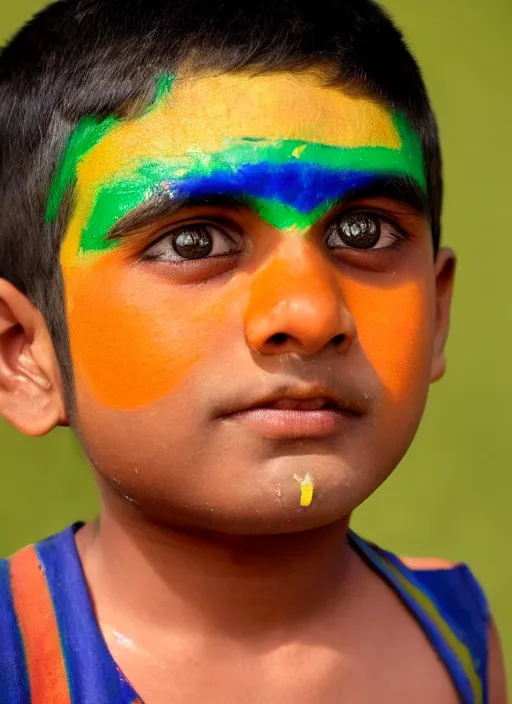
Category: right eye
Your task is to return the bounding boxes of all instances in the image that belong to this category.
[142,224,242,262]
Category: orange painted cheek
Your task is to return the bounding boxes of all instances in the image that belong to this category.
[342,277,434,401]
[63,256,236,410]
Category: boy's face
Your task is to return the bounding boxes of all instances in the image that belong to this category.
[56,71,454,532]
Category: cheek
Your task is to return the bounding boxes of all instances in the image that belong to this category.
[63,257,235,410]
[342,277,435,402]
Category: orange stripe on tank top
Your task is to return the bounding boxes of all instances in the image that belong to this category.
[10,546,71,704]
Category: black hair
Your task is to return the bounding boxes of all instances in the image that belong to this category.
[0,0,442,402]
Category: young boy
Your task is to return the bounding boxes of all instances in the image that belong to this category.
[0,0,506,701]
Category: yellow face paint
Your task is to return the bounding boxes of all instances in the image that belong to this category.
[59,71,423,265]
[57,71,427,411]
[293,473,315,508]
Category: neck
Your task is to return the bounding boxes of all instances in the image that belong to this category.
[77,493,354,647]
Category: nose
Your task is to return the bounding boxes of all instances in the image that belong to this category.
[244,239,355,357]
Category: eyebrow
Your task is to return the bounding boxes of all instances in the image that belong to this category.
[107,193,248,241]
[106,174,428,241]
[339,175,428,216]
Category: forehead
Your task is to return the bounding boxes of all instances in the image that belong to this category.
[53,71,425,261]
[52,71,414,208]
[79,72,401,179]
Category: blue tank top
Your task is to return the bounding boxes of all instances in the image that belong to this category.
[0,524,488,703]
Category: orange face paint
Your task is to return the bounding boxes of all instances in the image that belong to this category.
[341,277,432,401]
[244,238,343,355]
[59,71,429,411]
[245,233,431,403]
[64,251,243,409]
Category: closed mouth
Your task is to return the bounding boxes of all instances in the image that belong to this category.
[256,397,340,412]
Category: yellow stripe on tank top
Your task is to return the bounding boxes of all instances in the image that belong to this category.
[379,556,482,703]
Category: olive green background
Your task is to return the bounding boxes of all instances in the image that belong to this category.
[1,0,511,679]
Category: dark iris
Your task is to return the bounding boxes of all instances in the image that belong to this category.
[336,213,380,249]
[172,227,213,260]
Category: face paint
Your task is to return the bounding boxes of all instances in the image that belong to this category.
[51,72,424,263]
[64,247,242,408]
[341,279,430,402]
[245,236,431,403]
[54,71,428,411]
[293,473,315,508]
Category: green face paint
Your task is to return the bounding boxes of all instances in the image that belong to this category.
[45,74,176,224]
[51,72,426,259]
[71,115,423,254]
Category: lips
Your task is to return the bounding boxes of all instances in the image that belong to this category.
[215,384,367,420]
[217,387,362,439]
[261,397,334,411]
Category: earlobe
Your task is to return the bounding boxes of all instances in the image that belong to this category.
[430,248,456,383]
[0,279,68,436]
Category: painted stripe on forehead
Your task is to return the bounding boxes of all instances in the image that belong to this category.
[71,120,425,255]
[80,164,386,254]
[45,74,175,223]
[48,72,425,257]
[166,163,378,212]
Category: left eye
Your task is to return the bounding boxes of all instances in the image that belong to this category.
[142,224,241,262]
[325,212,400,251]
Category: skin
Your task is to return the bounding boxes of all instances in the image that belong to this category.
[51,71,440,534]
[0,69,506,702]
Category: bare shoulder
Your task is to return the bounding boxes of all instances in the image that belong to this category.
[488,616,508,704]
[399,555,459,570]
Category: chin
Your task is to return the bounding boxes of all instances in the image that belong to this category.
[197,497,354,536]
[168,474,365,536]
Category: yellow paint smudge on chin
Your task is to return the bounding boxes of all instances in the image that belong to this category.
[293,473,315,507]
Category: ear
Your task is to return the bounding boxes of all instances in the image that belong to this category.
[0,279,68,435]
[430,248,456,383]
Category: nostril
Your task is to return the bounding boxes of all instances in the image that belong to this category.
[268,332,289,346]
[332,334,346,347]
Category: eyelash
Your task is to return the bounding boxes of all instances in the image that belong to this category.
[328,209,408,250]
[140,210,409,264]
[141,222,243,263]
